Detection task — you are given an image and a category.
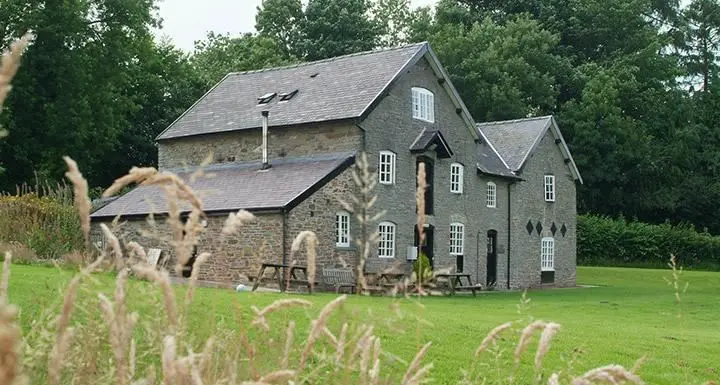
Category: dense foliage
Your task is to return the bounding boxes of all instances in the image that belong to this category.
[578,214,720,269]
[3,0,720,234]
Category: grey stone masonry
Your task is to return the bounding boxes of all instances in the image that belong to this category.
[508,131,577,289]
[158,121,362,170]
[360,57,511,288]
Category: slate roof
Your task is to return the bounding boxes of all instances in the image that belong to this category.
[409,129,453,158]
[477,116,583,183]
[156,43,427,140]
[477,116,552,171]
[89,152,355,219]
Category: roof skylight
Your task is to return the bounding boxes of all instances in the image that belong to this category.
[278,89,299,102]
[257,92,277,105]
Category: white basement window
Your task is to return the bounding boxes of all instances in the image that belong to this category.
[449,223,465,256]
[378,221,396,258]
[411,87,434,123]
[544,175,555,202]
[336,211,350,247]
[541,237,555,271]
[450,163,464,193]
[378,151,396,185]
[486,181,496,208]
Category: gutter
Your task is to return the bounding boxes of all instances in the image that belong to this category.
[282,207,289,266]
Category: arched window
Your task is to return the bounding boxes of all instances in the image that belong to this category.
[486,182,497,208]
[450,163,464,193]
[411,87,434,122]
[377,221,396,258]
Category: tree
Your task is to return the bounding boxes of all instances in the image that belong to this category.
[677,0,720,92]
[373,0,412,47]
[302,0,383,60]
[255,0,305,58]
[191,32,292,87]
[428,16,568,121]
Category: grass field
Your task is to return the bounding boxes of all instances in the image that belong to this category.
[7,264,720,384]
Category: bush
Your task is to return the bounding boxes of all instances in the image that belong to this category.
[0,194,84,259]
[578,214,720,270]
[412,252,433,283]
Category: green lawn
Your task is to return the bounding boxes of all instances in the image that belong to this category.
[8,265,720,384]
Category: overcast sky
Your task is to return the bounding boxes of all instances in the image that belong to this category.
[156,0,438,52]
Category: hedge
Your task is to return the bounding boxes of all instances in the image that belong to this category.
[577,214,720,270]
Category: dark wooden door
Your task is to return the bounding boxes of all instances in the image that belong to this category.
[486,230,497,286]
[415,225,435,269]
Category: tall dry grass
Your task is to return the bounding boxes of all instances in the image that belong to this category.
[0,32,681,385]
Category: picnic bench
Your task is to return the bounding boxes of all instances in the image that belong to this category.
[321,267,356,293]
[251,263,317,293]
[434,273,479,296]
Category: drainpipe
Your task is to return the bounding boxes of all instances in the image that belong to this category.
[507,181,513,290]
[476,231,481,284]
[261,111,271,170]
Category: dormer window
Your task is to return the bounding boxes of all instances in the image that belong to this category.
[279,89,298,102]
[412,87,434,123]
[257,92,277,105]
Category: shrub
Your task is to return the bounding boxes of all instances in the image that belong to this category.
[578,214,720,269]
[412,252,433,283]
[0,194,84,259]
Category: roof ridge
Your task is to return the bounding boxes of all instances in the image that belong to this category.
[476,115,552,127]
[227,42,428,77]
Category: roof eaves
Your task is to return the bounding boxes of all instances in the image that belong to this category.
[156,72,233,141]
[477,126,513,171]
[284,153,357,211]
[516,117,552,173]
[424,45,479,140]
[358,43,427,121]
[549,116,583,184]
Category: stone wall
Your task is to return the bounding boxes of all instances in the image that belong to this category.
[359,57,511,287]
[285,167,359,272]
[158,121,362,170]
[90,213,284,285]
[509,131,577,289]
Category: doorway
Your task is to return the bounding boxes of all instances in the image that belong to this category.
[486,230,497,286]
[414,224,435,269]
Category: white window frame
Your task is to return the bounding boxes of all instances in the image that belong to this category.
[377,221,396,258]
[335,211,350,247]
[541,237,555,271]
[450,163,464,194]
[486,181,497,208]
[449,223,465,256]
[544,175,555,202]
[411,87,435,123]
[378,151,396,185]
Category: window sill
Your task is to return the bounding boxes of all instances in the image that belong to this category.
[541,269,555,272]
[413,117,434,123]
[335,245,356,251]
[486,205,496,209]
[378,256,395,259]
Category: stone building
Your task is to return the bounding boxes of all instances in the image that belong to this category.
[90,42,582,290]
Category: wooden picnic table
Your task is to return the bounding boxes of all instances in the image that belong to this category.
[434,273,478,296]
[251,263,315,293]
[377,272,408,287]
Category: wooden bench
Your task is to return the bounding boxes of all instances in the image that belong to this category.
[322,267,356,293]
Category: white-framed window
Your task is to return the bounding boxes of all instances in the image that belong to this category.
[486,181,497,208]
[450,163,464,193]
[378,151,396,185]
[544,175,555,202]
[449,223,465,256]
[377,221,396,258]
[335,211,350,247]
[411,87,434,123]
[541,237,555,271]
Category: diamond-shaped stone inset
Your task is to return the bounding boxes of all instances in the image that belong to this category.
[561,224,568,237]
[526,220,534,235]
[535,221,543,235]
[550,222,558,236]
